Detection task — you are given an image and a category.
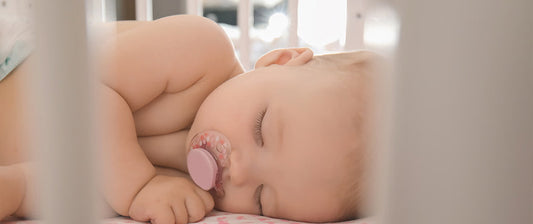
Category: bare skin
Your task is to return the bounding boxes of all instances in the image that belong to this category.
[0,15,371,223]
[0,15,243,223]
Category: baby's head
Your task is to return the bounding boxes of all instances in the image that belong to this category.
[186,48,380,222]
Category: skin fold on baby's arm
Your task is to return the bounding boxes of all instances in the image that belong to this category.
[98,15,242,223]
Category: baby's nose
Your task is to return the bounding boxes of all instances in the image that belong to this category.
[227,151,256,187]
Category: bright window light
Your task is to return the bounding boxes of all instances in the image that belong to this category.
[258,12,289,42]
[364,5,400,49]
[297,0,347,48]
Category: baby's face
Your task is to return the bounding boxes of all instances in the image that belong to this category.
[186,64,358,222]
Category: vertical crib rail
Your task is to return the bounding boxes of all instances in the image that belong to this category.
[93,0,105,22]
[386,0,533,224]
[186,0,203,16]
[135,0,153,21]
[237,0,252,70]
[288,0,299,47]
[345,0,364,50]
[95,0,117,22]
[32,1,98,223]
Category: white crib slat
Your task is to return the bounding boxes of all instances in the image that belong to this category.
[103,0,117,21]
[33,1,99,223]
[288,0,299,47]
[386,1,533,224]
[97,0,106,22]
[98,0,117,22]
[345,0,364,50]
[84,0,107,22]
[238,0,252,70]
[186,0,203,16]
[136,0,153,21]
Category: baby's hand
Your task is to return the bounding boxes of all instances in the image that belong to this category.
[128,175,214,224]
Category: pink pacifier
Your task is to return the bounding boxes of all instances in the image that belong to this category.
[187,130,232,192]
[187,148,218,190]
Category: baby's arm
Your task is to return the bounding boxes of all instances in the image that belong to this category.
[99,15,240,216]
[100,85,153,216]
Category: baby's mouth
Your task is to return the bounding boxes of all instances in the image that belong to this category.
[189,130,231,197]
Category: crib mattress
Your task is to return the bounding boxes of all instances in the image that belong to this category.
[2,211,371,224]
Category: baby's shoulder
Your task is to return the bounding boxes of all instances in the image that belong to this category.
[159,15,244,91]
[101,15,242,111]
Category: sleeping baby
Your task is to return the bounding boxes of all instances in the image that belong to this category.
[0,15,381,223]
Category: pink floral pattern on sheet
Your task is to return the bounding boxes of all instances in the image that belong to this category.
[1,211,371,224]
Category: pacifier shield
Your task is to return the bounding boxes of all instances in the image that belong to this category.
[187,148,218,190]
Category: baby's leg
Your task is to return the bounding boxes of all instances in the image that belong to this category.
[0,164,26,220]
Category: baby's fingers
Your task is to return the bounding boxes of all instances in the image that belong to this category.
[185,194,208,222]
[150,206,175,224]
[130,204,174,224]
[171,202,188,224]
[194,187,215,212]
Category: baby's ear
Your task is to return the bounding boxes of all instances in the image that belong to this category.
[254,48,313,68]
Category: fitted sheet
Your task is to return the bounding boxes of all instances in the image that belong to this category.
[2,211,371,224]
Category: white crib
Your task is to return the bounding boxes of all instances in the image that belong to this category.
[129,0,367,70]
[10,0,533,224]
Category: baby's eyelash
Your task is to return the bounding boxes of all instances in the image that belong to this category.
[255,109,267,146]
[256,184,264,215]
